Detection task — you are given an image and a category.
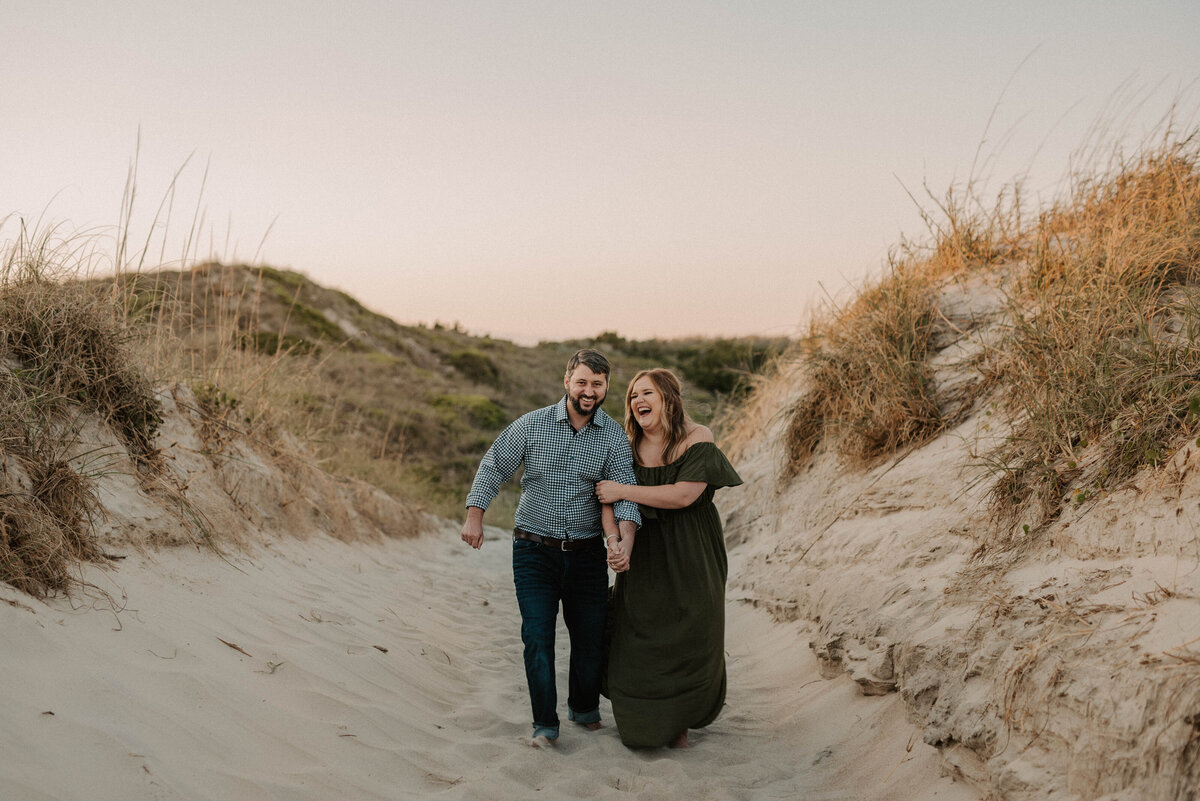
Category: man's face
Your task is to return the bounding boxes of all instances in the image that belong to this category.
[564,365,609,418]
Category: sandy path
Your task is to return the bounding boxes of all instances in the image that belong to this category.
[0,527,977,801]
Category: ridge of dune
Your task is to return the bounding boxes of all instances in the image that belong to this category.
[2,378,977,800]
[722,271,1200,800]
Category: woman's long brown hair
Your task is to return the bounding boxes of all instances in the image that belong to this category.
[624,368,690,466]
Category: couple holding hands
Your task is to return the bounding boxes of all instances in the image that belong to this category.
[460,349,741,749]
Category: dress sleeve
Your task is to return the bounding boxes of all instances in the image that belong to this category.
[675,442,743,489]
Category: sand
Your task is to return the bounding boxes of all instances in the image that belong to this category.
[0,523,977,801]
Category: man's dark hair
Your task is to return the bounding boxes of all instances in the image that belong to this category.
[565,348,610,378]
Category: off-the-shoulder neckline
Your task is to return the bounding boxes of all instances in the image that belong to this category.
[637,439,716,468]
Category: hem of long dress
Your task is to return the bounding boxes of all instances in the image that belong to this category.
[610,698,725,748]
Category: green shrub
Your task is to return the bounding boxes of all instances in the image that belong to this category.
[432,394,508,429]
[446,349,501,386]
[676,338,788,396]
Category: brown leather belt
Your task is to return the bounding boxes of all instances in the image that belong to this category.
[514,529,595,551]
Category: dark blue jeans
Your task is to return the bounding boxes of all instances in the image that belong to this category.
[512,536,609,740]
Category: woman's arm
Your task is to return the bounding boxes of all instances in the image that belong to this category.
[596,480,706,509]
[597,429,714,509]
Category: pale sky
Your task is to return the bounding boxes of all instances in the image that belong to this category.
[4,1,1199,343]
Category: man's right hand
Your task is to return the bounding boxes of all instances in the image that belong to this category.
[461,507,485,550]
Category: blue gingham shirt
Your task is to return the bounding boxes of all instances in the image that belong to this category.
[466,397,641,539]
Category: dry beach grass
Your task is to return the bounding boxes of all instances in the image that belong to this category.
[0,224,161,596]
[778,120,1200,547]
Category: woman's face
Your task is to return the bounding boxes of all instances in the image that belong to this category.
[627,376,662,431]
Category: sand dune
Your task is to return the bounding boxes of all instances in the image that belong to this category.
[0,523,975,801]
[718,272,1200,799]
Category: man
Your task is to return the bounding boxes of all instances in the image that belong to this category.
[461,348,640,747]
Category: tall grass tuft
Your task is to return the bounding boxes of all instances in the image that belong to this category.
[783,261,946,471]
[779,169,1026,474]
[0,280,162,459]
[983,130,1200,537]
[0,220,162,596]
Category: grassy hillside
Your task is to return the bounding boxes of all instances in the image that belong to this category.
[106,264,787,524]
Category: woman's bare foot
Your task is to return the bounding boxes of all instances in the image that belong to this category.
[669,730,690,749]
[580,721,604,731]
[530,734,556,748]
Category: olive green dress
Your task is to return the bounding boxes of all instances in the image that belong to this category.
[605,441,743,748]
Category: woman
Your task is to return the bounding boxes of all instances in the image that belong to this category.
[597,368,742,748]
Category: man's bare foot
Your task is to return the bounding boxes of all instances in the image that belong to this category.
[669,730,690,749]
[530,734,556,748]
[579,721,603,731]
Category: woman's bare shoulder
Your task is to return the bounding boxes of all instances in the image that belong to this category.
[669,425,716,466]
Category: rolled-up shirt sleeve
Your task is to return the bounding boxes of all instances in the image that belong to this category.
[465,414,527,510]
[604,435,642,527]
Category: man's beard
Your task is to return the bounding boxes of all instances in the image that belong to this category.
[569,391,605,418]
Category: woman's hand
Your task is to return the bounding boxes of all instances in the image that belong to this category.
[595,480,626,504]
[606,534,632,572]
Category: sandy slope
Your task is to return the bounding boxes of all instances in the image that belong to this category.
[0,522,976,801]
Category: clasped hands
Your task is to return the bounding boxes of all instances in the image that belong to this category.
[606,533,632,573]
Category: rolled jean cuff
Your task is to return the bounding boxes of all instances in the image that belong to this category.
[568,707,600,725]
[533,724,560,741]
